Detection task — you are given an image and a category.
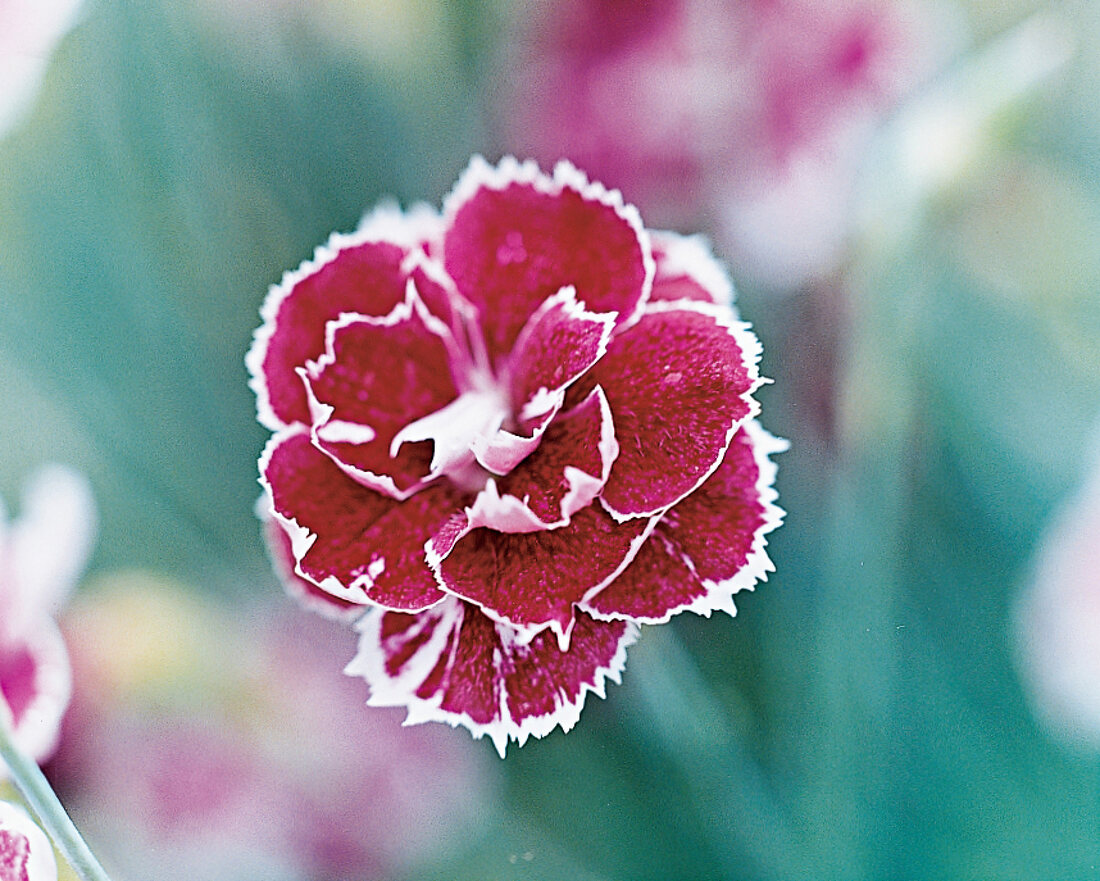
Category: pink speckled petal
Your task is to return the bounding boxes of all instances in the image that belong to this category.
[0,802,57,881]
[347,598,637,756]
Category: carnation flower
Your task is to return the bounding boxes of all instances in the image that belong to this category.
[0,801,57,881]
[0,466,95,776]
[249,156,785,755]
[501,0,945,289]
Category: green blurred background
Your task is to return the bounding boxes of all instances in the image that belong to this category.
[2,0,1098,878]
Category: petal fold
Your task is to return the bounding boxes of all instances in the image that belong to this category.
[649,231,736,307]
[467,388,617,532]
[347,598,637,757]
[261,430,457,611]
[248,237,411,430]
[306,293,464,498]
[507,286,615,426]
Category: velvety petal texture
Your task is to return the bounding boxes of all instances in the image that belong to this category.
[251,156,784,753]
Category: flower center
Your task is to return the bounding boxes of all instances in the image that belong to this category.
[389,380,511,483]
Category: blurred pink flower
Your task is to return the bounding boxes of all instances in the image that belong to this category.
[0,0,84,136]
[502,0,944,289]
[0,801,56,881]
[0,466,94,776]
[56,582,490,881]
[248,156,785,755]
[1015,434,1100,749]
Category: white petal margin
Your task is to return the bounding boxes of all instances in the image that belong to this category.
[441,155,656,332]
[257,428,374,608]
[0,801,58,881]
[256,501,367,625]
[650,229,737,308]
[427,508,661,652]
[583,419,788,626]
[599,297,766,524]
[346,597,639,758]
[246,207,443,433]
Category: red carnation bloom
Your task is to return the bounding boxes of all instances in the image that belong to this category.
[248,157,785,755]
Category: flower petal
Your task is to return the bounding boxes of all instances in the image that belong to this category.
[583,421,787,623]
[306,293,464,498]
[430,503,654,646]
[0,620,71,772]
[247,236,412,430]
[507,286,615,426]
[262,515,365,623]
[0,802,57,881]
[347,598,637,757]
[583,301,763,519]
[465,287,617,477]
[467,387,618,533]
[442,156,653,364]
[650,231,735,307]
[260,429,457,611]
[5,465,95,637]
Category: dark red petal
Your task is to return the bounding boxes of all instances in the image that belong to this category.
[348,598,637,756]
[583,421,786,622]
[649,231,735,307]
[262,515,365,623]
[442,157,653,364]
[434,503,653,644]
[247,238,411,430]
[467,388,617,532]
[260,430,455,611]
[507,287,615,425]
[585,302,762,518]
[306,297,462,498]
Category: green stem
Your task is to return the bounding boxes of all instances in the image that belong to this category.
[0,715,114,881]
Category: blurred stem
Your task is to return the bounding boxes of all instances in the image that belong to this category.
[630,627,808,879]
[0,714,114,881]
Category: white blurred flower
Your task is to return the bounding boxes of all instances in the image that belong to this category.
[1015,430,1100,748]
[0,0,85,137]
